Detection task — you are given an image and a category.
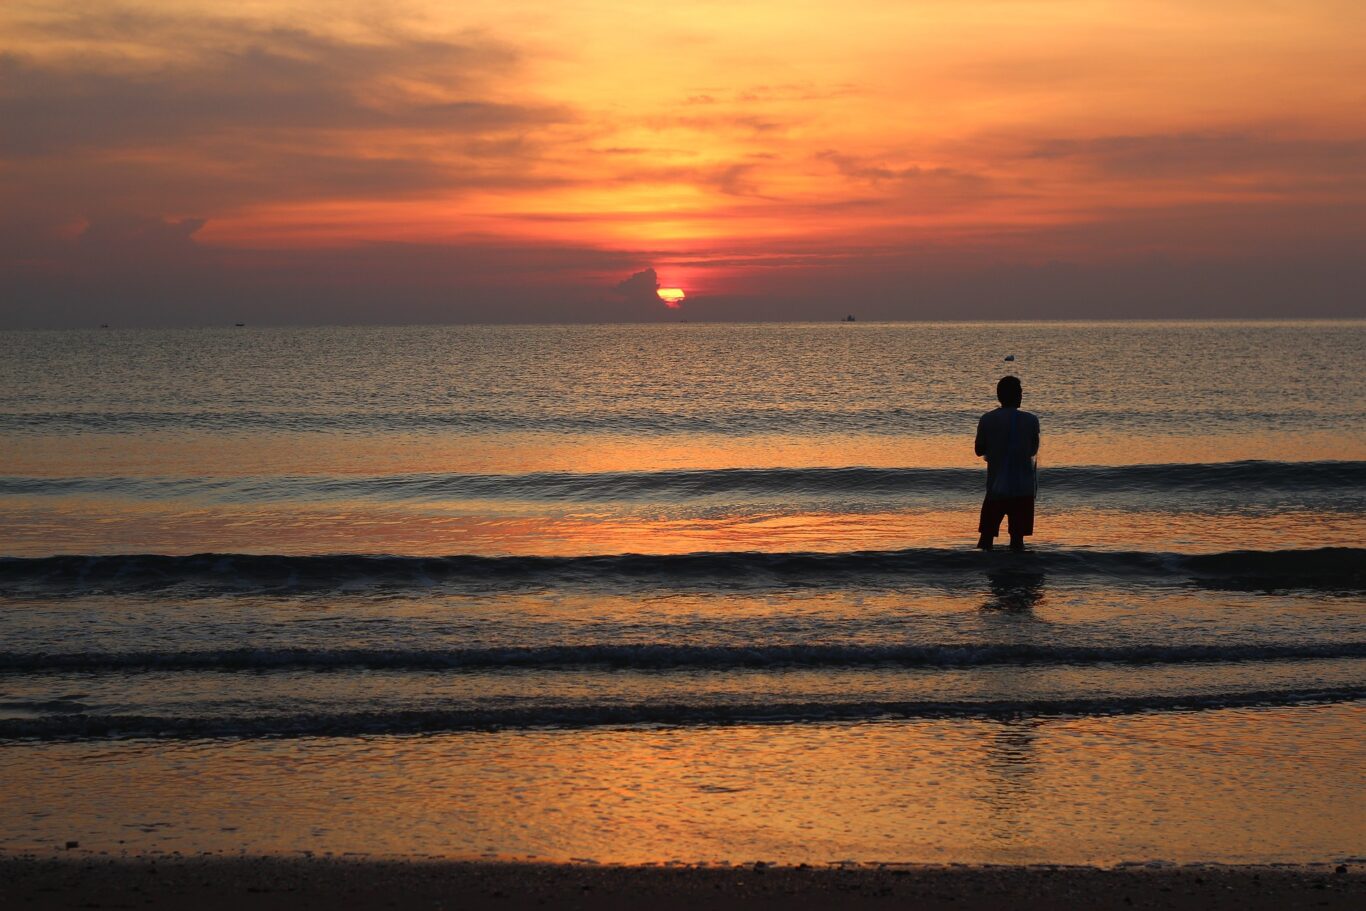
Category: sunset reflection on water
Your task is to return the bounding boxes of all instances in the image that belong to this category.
[2,323,1362,868]
[5,500,1360,557]
[4,429,1360,478]
[3,705,1362,864]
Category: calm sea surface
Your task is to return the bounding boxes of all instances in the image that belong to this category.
[1,321,1362,864]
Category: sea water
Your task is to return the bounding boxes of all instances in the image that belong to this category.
[0,321,1362,864]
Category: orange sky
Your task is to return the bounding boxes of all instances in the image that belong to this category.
[2,0,1364,324]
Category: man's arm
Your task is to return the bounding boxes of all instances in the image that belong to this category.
[974,414,988,457]
[1029,414,1040,456]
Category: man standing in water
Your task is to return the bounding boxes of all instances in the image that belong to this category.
[975,375,1039,552]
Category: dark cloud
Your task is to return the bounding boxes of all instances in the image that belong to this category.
[613,268,661,307]
[4,212,1363,327]
[0,143,571,222]
[1010,199,1366,260]
[0,12,572,220]
[814,150,996,213]
[77,215,206,258]
[1021,131,1366,180]
[0,41,562,158]
[645,113,784,134]
[816,150,986,187]
[600,161,764,198]
[709,163,761,197]
[0,224,668,327]
[671,251,1366,323]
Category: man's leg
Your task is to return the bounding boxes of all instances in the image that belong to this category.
[978,497,1005,550]
[1006,497,1035,552]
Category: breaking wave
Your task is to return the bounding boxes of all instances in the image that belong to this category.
[3,460,1362,503]
[1,547,1361,594]
[5,407,1358,436]
[3,642,1363,673]
[2,688,1360,740]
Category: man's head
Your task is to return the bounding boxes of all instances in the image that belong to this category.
[997,375,1022,407]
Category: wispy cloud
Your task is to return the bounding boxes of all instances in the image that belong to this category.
[0,8,573,223]
[816,150,987,188]
[1021,131,1366,181]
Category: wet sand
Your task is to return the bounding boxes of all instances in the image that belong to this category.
[1,856,1361,910]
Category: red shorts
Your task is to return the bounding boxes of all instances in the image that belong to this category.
[979,495,1035,537]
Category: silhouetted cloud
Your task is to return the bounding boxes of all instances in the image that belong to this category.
[816,150,986,187]
[645,113,784,134]
[0,35,555,158]
[0,224,666,327]
[814,150,995,212]
[1021,131,1366,180]
[613,268,661,306]
[5,206,1363,328]
[0,11,572,221]
[600,162,764,198]
[77,215,206,258]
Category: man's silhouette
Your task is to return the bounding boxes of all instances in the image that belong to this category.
[975,375,1039,552]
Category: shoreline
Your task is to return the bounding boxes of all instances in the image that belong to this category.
[2,856,1361,910]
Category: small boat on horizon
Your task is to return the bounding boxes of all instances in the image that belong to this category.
[843,314,856,322]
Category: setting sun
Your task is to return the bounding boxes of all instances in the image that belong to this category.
[657,288,686,308]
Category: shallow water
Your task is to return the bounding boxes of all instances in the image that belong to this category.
[1,321,1362,862]
[4,708,1362,865]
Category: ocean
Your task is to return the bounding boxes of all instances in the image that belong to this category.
[0,321,1362,865]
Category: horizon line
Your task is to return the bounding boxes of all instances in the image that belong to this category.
[6,316,1365,332]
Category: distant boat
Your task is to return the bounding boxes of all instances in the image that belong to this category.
[1004,354,1015,361]
[235,322,246,327]
[843,314,856,322]
[99,323,109,329]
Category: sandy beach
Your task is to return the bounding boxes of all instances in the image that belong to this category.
[1,857,1361,910]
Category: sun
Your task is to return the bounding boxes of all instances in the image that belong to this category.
[657,288,686,308]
